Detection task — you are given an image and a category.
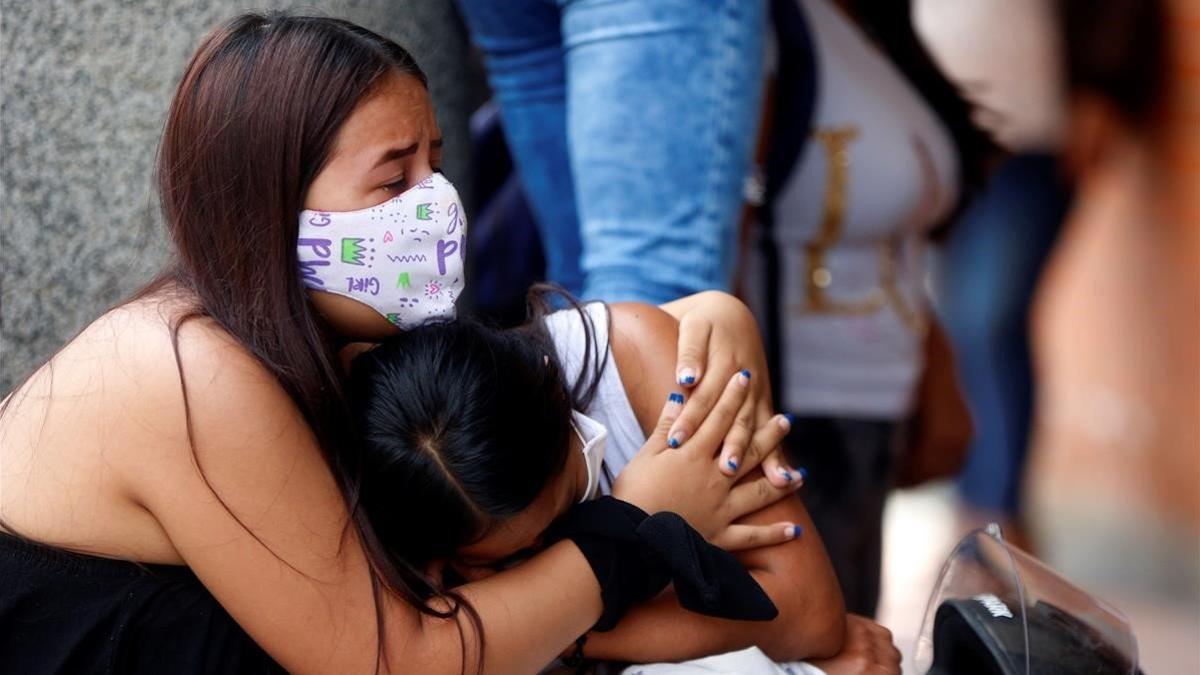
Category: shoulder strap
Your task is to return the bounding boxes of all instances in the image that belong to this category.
[759,0,817,403]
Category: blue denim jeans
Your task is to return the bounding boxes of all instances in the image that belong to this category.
[935,153,1070,515]
[455,0,767,302]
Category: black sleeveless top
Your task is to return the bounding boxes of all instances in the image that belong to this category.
[0,532,284,674]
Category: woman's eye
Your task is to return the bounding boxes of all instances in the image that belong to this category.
[383,178,406,192]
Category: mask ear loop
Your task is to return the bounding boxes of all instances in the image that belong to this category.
[571,417,597,504]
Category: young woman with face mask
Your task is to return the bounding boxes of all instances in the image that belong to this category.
[345,294,848,666]
[0,14,804,674]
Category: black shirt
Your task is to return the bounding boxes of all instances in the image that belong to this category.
[0,532,283,674]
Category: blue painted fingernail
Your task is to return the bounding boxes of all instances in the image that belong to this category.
[784,412,795,425]
[668,392,685,404]
[740,369,752,380]
[791,525,804,538]
[668,437,680,449]
[798,466,809,481]
[726,458,739,471]
[677,369,697,385]
[780,468,793,482]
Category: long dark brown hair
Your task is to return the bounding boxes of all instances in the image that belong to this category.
[137,12,482,671]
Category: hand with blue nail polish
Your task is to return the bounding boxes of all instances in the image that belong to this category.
[615,380,795,545]
[595,296,847,660]
[659,292,797,490]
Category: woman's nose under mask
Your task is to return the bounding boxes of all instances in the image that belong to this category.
[296,173,467,329]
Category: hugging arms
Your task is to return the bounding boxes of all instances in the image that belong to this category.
[0,14,894,674]
[588,299,845,661]
[346,291,847,665]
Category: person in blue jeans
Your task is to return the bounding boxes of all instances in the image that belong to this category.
[454,0,767,303]
[936,154,1071,531]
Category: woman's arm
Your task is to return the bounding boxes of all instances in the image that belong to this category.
[584,302,846,663]
[120,316,790,674]
[122,319,601,674]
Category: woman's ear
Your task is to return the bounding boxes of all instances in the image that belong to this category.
[1063,92,1122,179]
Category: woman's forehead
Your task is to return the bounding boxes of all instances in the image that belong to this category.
[332,73,438,162]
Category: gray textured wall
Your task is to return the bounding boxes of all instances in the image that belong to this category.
[0,0,484,394]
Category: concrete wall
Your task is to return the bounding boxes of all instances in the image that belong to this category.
[0,0,484,393]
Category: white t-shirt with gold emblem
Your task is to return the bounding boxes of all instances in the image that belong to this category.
[746,0,960,419]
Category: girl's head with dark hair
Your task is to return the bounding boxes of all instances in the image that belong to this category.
[347,296,608,579]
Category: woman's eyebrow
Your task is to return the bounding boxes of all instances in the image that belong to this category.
[370,142,419,169]
[370,138,443,170]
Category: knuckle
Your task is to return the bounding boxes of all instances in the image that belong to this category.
[755,479,770,498]
[744,432,763,454]
[743,439,765,461]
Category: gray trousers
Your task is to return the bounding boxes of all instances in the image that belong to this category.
[785,416,902,618]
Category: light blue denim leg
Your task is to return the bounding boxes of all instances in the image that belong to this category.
[561,0,767,302]
[455,0,586,296]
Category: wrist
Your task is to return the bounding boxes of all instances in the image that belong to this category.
[548,497,778,632]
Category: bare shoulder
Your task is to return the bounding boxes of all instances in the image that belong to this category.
[606,303,679,433]
[0,294,332,563]
[103,297,344,540]
[38,294,294,449]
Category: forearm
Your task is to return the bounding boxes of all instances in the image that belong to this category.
[584,497,845,664]
[399,541,602,674]
[582,569,805,663]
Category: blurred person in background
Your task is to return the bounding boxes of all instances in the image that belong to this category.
[936,157,1071,550]
[912,0,1075,551]
[452,0,767,307]
[742,0,997,618]
[1024,2,1200,671]
[1057,0,1166,176]
[935,0,1168,551]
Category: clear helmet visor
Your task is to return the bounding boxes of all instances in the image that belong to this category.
[916,524,1139,675]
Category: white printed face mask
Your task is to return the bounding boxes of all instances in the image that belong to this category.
[296,173,466,329]
[570,410,608,503]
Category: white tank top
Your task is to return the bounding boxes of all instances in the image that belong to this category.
[746,0,960,419]
[542,304,646,493]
